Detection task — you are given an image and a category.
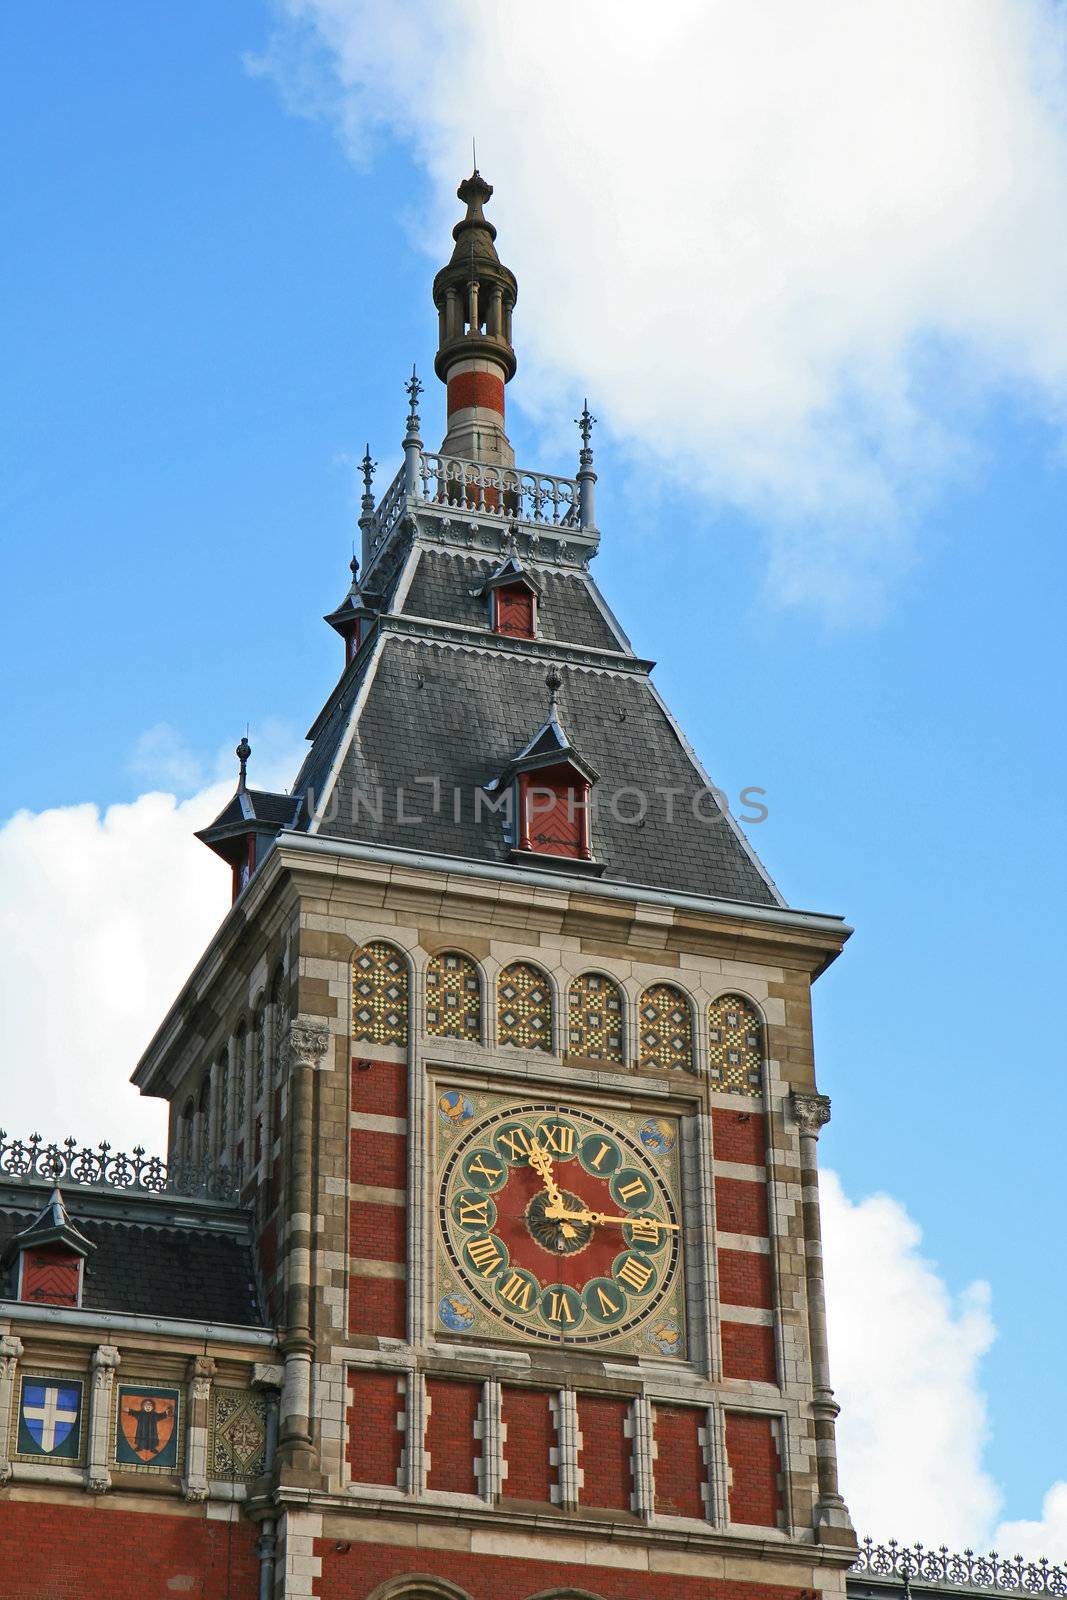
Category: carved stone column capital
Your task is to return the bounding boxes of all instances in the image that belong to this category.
[792,1091,832,1138]
[287,1018,330,1074]
[0,1335,24,1375]
[187,1354,217,1404]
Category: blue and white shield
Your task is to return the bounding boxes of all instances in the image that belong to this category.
[19,1381,82,1459]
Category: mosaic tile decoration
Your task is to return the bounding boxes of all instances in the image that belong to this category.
[496,962,553,1052]
[707,994,763,1096]
[352,941,409,1047]
[210,1387,267,1481]
[638,983,694,1071]
[426,951,481,1040]
[567,972,625,1063]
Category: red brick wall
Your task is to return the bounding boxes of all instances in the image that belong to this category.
[718,1247,773,1308]
[712,1107,767,1164]
[348,1275,405,1338]
[314,1540,809,1600]
[351,1058,407,1119]
[501,1386,556,1504]
[349,1199,406,1262]
[351,1127,406,1189]
[0,1502,257,1599]
[721,1322,778,1383]
[346,1369,404,1487]
[578,1394,632,1512]
[426,1378,481,1495]
[725,1411,784,1527]
[652,1403,707,1519]
[350,1058,408,1340]
[715,1176,769,1238]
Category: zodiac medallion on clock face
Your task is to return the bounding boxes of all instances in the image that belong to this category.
[437,1098,685,1351]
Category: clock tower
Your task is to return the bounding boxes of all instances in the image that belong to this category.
[135,168,856,1600]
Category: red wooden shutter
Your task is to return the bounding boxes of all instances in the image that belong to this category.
[494,585,535,638]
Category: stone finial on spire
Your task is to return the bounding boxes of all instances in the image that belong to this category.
[236,735,251,794]
[359,444,376,504]
[576,399,598,531]
[545,667,563,716]
[405,365,423,434]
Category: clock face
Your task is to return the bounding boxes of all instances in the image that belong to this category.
[436,1093,686,1356]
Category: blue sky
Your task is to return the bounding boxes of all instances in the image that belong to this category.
[2,0,1065,1550]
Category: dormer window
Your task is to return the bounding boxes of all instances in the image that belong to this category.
[518,762,592,859]
[3,1188,92,1309]
[493,581,536,639]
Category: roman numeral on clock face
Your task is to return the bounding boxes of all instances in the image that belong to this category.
[496,1126,531,1161]
[457,1195,491,1226]
[586,1139,613,1170]
[594,1284,621,1317]
[467,1155,502,1183]
[545,1290,576,1325]
[616,1256,653,1293]
[541,1123,575,1155]
[499,1272,535,1310]
[617,1177,649,1203]
[465,1235,503,1276]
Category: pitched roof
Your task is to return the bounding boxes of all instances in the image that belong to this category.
[0,1183,266,1328]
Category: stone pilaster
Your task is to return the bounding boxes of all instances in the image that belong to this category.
[630,1394,655,1521]
[552,1388,579,1510]
[791,1090,855,1544]
[86,1343,120,1494]
[182,1354,216,1502]
[477,1378,502,1504]
[280,1016,330,1471]
[0,1336,24,1486]
[403,1368,427,1497]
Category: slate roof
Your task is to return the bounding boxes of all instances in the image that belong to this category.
[0,1185,266,1328]
[313,635,778,904]
[401,549,626,652]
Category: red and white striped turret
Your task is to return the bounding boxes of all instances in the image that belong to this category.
[432,170,517,466]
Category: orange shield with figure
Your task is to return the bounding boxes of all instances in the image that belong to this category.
[116,1385,180,1468]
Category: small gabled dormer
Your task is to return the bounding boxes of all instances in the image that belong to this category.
[325,550,379,669]
[3,1187,92,1308]
[475,554,542,640]
[195,738,300,903]
[484,669,603,872]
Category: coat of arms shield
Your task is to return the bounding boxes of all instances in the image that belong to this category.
[17,1378,82,1460]
[116,1384,180,1468]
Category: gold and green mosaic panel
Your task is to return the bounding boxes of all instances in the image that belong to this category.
[209,1388,267,1481]
[426,951,481,1040]
[638,983,693,1071]
[496,962,553,1052]
[567,972,625,1063]
[352,941,409,1047]
[708,994,763,1096]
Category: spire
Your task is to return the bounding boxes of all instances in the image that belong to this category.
[432,169,518,467]
[236,734,251,794]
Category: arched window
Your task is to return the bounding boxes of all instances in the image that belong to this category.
[708,994,764,1096]
[567,972,624,1063]
[638,983,693,1071]
[426,952,481,1040]
[235,1023,248,1139]
[497,961,552,1052]
[270,965,287,1081]
[196,1073,212,1160]
[365,1578,473,1600]
[216,1048,230,1155]
[179,1099,194,1164]
[352,941,409,1047]
[253,1003,266,1100]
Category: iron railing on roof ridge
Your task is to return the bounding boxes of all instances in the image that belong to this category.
[853,1539,1067,1596]
[365,450,585,562]
[0,1130,239,1203]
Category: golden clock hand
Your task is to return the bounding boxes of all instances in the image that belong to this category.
[545,1202,679,1232]
[527,1137,563,1205]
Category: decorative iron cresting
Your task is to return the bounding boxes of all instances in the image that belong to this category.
[0,1131,239,1202]
[853,1539,1067,1597]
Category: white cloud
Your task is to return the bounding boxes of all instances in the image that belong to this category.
[252,0,1067,616]
[822,1169,1001,1544]
[0,728,304,1155]
[997,1482,1067,1561]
